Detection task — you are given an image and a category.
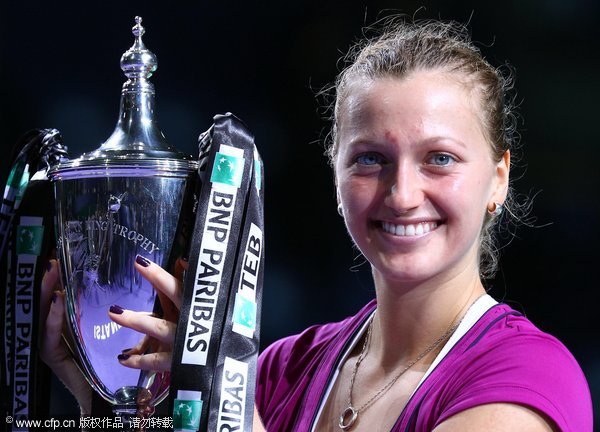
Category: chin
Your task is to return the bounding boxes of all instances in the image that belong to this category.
[372,255,441,284]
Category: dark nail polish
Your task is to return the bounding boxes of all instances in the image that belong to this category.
[117,353,130,361]
[121,348,132,354]
[109,304,124,314]
[47,261,53,272]
[51,292,57,303]
[135,255,151,267]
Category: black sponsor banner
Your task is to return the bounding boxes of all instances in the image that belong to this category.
[169,113,263,432]
[0,129,68,430]
[207,143,264,432]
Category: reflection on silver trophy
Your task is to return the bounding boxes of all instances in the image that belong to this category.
[49,17,197,420]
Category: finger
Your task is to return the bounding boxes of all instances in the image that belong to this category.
[39,260,60,337]
[40,260,59,304]
[134,255,182,309]
[40,291,92,415]
[117,351,172,372]
[108,305,176,345]
[41,290,68,365]
[41,291,75,364]
[175,257,189,277]
[156,290,179,323]
[121,335,151,356]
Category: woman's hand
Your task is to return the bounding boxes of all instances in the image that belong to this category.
[108,255,267,430]
[38,256,183,415]
[107,255,185,371]
[39,259,92,415]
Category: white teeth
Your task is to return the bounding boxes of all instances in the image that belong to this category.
[382,221,438,237]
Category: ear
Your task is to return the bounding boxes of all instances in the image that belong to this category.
[492,150,510,204]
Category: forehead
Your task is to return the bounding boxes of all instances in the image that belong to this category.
[337,70,487,147]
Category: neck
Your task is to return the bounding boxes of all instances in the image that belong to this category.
[369,266,486,368]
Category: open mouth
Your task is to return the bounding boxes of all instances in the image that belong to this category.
[381,221,440,237]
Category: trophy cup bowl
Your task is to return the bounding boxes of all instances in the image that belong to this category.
[51,163,196,417]
[48,17,197,421]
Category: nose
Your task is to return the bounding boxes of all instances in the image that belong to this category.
[383,162,424,213]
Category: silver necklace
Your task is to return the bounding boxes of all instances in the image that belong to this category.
[338,303,474,431]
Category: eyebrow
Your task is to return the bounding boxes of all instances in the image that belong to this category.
[420,136,468,149]
[344,135,469,151]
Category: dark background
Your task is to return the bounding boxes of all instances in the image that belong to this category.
[1,0,598,422]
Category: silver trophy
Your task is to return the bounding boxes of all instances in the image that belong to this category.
[49,17,197,420]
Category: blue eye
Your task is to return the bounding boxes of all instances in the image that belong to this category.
[428,153,456,166]
[355,153,382,166]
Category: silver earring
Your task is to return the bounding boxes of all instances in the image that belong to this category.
[337,203,344,217]
[488,202,503,217]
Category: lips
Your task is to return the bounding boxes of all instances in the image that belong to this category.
[381,221,439,237]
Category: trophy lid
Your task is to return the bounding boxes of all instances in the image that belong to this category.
[50,17,196,178]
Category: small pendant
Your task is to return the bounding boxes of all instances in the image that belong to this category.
[339,406,358,430]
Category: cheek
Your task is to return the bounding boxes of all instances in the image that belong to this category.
[339,186,366,222]
[337,179,380,244]
[440,174,491,233]
[437,173,487,212]
[338,177,379,214]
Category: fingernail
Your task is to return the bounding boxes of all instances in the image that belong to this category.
[51,292,57,303]
[182,256,189,262]
[47,261,53,272]
[117,353,130,361]
[121,348,132,354]
[135,255,151,267]
[109,304,124,314]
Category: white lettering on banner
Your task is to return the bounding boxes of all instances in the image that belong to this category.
[231,223,262,338]
[13,216,42,422]
[238,223,261,300]
[181,144,245,366]
[216,357,248,432]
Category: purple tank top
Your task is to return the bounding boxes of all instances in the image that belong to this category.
[256,300,592,431]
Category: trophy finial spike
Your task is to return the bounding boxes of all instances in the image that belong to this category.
[49,16,194,162]
[120,16,157,83]
[133,16,145,39]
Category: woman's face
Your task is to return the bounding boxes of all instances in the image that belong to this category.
[335,70,509,284]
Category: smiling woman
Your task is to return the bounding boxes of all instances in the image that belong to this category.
[254,20,593,432]
[38,17,593,432]
[334,72,509,286]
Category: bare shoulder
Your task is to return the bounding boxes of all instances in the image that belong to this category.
[253,406,266,432]
[433,403,558,432]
